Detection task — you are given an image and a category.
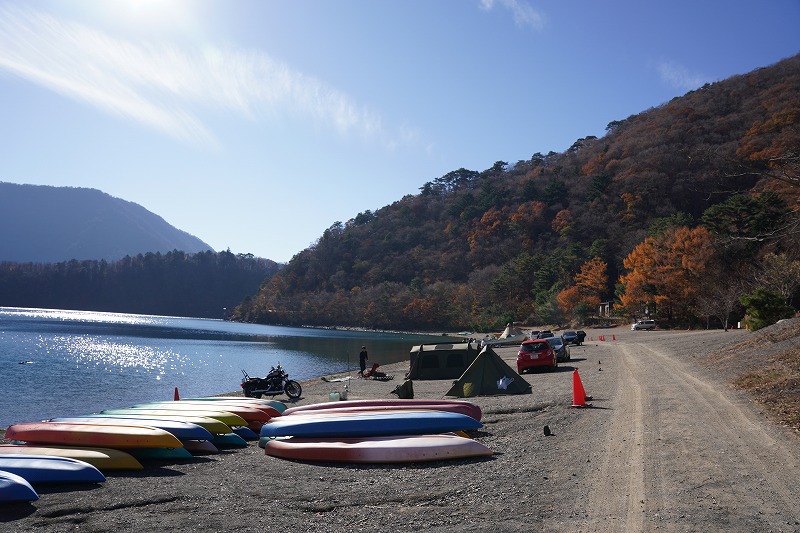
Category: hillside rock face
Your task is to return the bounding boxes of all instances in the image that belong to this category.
[0,182,213,262]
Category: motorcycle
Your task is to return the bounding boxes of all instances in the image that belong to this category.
[240,364,302,400]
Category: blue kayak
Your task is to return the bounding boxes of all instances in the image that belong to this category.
[0,470,39,502]
[50,417,213,442]
[0,454,105,484]
[260,411,482,438]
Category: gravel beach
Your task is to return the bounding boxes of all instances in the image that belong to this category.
[2,324,800,532]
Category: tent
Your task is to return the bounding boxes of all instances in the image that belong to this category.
[445,346,531,398]
[406,341,480,380]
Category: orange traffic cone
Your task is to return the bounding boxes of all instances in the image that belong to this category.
[173,387,180,401]
[571,370,591,407]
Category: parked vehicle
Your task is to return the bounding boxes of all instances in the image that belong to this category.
[516,339,557,373]
[631,319,656,331]
[561,331,578,344]
[545,336,571,362]
[241,365,302,399]
[536,330,554,339]
[561,330,586,346]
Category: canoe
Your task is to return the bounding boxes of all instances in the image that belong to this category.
[167,400,281,418]
[100,408,246,428]
[50,417,213,441]
[81,413,232,435]
[283,399,482,421]
[134,402,272,423]
[0,445,143,470]
[231,426,260,440]
[5,422,184,449]
[0,454,105,484]
[183,397,287,413]
[264,434,493,463]
[123,447,193,461]
[211,433,248,448]
[0,470,38,502]
[182,440,219,455]
[260,411,482,439]
[283,404,482,422]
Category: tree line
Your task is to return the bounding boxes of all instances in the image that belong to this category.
[0,250,281,319]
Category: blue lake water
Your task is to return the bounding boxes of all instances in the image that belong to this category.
[0,307,452,428]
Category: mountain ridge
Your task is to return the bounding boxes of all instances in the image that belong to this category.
[0,182,213,262]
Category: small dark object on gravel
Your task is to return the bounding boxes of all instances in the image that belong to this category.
[543,425,552,436]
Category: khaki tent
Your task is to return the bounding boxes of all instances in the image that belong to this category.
[406,341,480,380]
[445,346,531,398]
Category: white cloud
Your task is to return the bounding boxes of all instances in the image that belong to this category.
[479,0,545,30]
[0,6,387,148]
[657,60,712,91]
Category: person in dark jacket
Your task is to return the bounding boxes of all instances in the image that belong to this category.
[359,346,369,376]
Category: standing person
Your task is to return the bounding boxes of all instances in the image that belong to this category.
[359,346,369,377]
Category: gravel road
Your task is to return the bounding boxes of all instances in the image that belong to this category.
[3,326,799,532]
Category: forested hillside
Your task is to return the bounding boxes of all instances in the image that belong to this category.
[0,250,281,319]
[232,54,799,332]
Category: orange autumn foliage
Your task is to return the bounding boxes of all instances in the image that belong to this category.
[619,226,714,317]
[557,257,608,315]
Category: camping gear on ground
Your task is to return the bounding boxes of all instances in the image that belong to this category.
[264,433,493,463]
[259,410,481,439]
[0,454,106,484]
[0,445,143,471]
[391,379,414,399]
[240,365,302,399]
[283,399,482,421]
[445,346,531,398]
[5,422,184,449]
[406,342,480,380]
[362,363,394,380]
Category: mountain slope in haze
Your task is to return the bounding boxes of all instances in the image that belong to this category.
[0,183,213,262]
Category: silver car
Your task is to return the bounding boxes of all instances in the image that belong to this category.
[544,336,571,362]
[631,319,656,331]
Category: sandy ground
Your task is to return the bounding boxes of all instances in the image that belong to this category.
[2,325,800,532]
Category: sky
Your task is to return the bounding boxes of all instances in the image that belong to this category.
[0,1,798,263]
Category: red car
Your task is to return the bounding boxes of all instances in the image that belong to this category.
[517,339,558,373]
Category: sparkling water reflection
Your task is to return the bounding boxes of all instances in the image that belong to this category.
[0,307,454,428]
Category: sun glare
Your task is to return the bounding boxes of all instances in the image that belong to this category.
[75,0,200,35]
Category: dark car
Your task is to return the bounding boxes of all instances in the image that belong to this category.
[545,336,570,363]
[516,339,557,373]
[561,330,586,346]
[536,330,554,339]
[561,330,578,344]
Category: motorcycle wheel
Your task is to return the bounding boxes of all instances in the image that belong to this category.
[242,383,253,398]
[284,380,302,399]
